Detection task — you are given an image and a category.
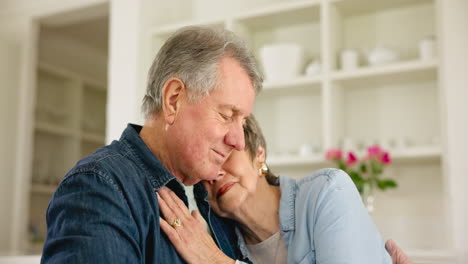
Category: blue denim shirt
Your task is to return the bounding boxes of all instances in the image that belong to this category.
[42,124,246,263]
[236,168,392,264]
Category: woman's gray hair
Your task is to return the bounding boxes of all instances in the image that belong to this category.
[142,26,263,118]
[243,115,279,185]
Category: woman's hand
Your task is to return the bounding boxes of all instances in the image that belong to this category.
[157,187,235,264]
[385,240,413,264]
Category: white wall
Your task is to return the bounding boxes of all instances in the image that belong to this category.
[107,0,199,142]
[106,0,144,143]
[438,1,468,263]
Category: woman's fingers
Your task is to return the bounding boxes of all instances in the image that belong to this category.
[159,217,181,243]
[156,192,177,225]
[385,240,412,264]
[191,210,204,222]
[157,192,235,264]
[158,187,191,218]
[167,187,193,218]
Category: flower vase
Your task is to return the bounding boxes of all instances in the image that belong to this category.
[361,182,375,213]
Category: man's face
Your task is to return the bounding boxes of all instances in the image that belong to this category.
[167,56,255,185]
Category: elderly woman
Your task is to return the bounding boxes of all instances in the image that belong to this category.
[157,115,397,263]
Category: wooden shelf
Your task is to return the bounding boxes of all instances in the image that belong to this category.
[81,132,105,144]
[407,249,456,263]
[35,121,78,138]
[267,147,440,167]
[268,154,325,167]
[392,146,441,160]
[233,0,321,28]
[0,255,42,262]
[39,62,106,88]
[38,62,77,80]
[31,184,57,195]
[332,0,434,17]
[331,59,438,83]
[147,0,322,38]
[263,74,322,91]
[148,18,226,37]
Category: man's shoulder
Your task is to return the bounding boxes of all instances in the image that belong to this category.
[67,142,127,177]
[61,141,147,192]
[51,140,159,215]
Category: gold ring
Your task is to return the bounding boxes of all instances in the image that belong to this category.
[171,218,182,229]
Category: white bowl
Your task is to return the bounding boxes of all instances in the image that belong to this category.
[259,43,304,81]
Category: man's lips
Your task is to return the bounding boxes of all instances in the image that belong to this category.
[216,182,235,199]
[212,149,226,159]
[212,149,229,165]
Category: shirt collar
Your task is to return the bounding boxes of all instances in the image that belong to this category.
[119,123,178,191]
[279,175,296,232]
[235,227,252,260]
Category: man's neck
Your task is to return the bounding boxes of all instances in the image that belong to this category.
[140,116,183,183]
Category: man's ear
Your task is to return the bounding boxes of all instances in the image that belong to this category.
[161,78,186,125]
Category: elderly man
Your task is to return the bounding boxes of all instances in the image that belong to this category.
[42,26,411,264]
[42,26,262,263]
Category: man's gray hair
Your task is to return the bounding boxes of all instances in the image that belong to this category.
[142,26,263,118]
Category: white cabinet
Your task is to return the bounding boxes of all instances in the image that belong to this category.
[28,63,107,253]
[144,0,454,262]
[21,16,110,253]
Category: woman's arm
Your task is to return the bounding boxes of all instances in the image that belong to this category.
[304,169,392,263]
[157,187,238,264]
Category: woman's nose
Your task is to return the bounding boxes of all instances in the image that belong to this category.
[208,170,226,184]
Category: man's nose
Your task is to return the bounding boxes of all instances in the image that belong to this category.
[224,121,245,151]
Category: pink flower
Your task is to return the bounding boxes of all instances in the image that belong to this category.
[367,145,383,157]
[326,149,343,160]
[346,151,358,166]
[380,152,392,164]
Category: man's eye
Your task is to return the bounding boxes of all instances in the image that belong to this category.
[220,113,232,121]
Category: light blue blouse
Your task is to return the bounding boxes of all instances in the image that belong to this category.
[237,168,392,264]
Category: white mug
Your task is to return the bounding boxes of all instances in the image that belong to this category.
[340,49,359,70]
[419,37,436,60]
[299,144,313,157]
[305,60,321,76]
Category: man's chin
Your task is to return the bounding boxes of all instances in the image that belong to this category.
[200,168,221,182]
[181,178,201,186]
[182,171,217,186]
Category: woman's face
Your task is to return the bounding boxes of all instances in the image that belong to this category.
[202,147,264,218]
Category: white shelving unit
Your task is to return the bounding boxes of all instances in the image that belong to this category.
[331,59,437,81]
[263,75,322,90]
[145,0,452,262]
[28,63,107,253]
